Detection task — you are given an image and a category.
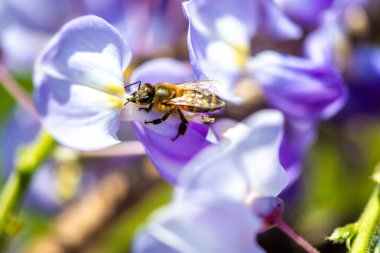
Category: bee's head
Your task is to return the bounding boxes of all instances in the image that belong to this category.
[127,83,154,105]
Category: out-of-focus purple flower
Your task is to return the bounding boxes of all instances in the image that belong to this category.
[255,0,302,40]
[304,17,344,67]
[183,0,347,185]
[83,0,188,58]
[280,120,316,184]
[249,52,347,120]
[338,44,380,116]
[184,0,347,122]
[83,0,125,25]
[304,0,369,66]
[276,0,368,32]
[121,0,187,58]
[0,0,187,73]
[275,0,334,30]
[133,110,287,253]
[346,44,380,86]
[0,0,77,73]
[303,1,380,118]
[34,16,213,183]
[1,107,139,214]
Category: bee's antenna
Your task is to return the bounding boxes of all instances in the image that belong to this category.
[125,81,141,89]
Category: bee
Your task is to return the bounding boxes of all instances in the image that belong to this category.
[124,80,225,141]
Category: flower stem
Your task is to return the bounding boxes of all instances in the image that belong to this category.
[0,63,40,121]
[276,218,320,253]
[349,185,380,253]
[0,131,54,240]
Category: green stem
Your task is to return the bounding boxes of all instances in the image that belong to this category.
[350,185,380,253]
[0,131,54,236]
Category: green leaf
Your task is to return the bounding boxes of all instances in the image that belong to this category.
[328,223,358,249]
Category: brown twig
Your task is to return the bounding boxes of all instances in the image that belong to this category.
[22,159,162,253]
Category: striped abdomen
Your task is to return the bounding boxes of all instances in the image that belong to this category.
[173,90,225,113]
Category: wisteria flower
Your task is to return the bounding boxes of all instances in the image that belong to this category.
[133,110,287,253]
[303,0,380,117]
[304,0,369,67]
[183,0,347,183]
[34,15,131,150]
[184,0,346,121]
[33,15,214,183]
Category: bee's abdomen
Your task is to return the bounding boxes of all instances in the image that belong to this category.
[181,91,225,113]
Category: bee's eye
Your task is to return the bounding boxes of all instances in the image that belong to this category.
[139,94,152,104]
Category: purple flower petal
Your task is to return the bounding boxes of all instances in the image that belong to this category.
[257,0,302,40]
[129,58,194,87]
[183,0,255,103]
[0,0,77,72]
[280,119,316,184]
[346,43,380,85]
[133,192,264,253]
[122,0,187,57]
[128,58,212,183]
[178,110,288,200]
[0,0,75,32]
[338,43,380,116]
[0,25,50,73]
[304,16,345,65]
[249,51,348,120]
[34,15,132,150]
[35,15,131,95]
[275,0,334,29]
[84,0,125,25]
[183,0,255,46]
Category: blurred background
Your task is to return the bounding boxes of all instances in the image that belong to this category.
[1,0,380,252]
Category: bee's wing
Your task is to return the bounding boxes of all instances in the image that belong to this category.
[166,95,211,109]
[175,80,223,95]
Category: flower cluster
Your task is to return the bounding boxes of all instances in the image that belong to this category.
[0,0,186,73]
[29,0,350,251]
[1,0,379,252]
[133,110,287,252]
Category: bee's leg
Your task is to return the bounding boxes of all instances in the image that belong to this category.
[144,109,174,125]
[172,109,189,141]
[187,114,215,123]
[139,103,153,112]
[200,115,215,123]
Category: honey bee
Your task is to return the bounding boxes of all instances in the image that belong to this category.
[124,80,225,141]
